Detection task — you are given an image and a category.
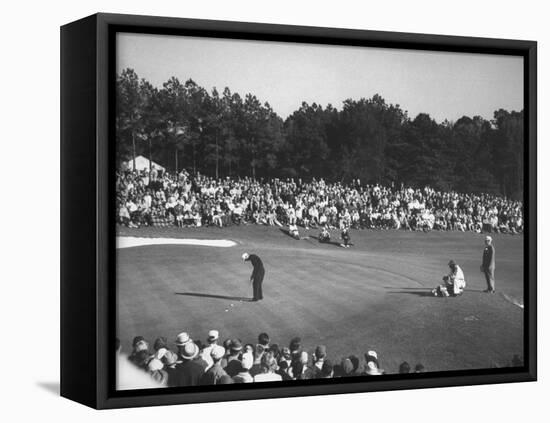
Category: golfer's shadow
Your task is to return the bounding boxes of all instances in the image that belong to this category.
[387,290,434,297]
[175,292,253,302]
[388,288,482,297]
[385,287,486,297]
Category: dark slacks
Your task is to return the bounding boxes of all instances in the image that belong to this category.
[483,268,495,291]
[252,270,265,300]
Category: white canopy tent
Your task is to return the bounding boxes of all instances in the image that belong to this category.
[123,155,165,172]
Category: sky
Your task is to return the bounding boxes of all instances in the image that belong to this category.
[117,32,524,123]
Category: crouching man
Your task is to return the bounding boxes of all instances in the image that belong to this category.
[319,225,331,243]
[289,223,300,240]
[432,260,466,297]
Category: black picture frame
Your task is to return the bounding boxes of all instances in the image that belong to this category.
[60,12,537,409]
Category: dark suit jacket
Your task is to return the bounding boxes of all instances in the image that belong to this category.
[171,359,204,387]
[224,357,242,377]
[246,254,264,278]
[482,244,495,270]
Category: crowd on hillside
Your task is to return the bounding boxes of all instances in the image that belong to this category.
[116,168,524,234]
[116,330,422,389]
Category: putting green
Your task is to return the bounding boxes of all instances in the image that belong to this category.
[116,225,524,374]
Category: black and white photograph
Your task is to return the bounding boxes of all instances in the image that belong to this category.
[114,31,527,390]
[3,0,550,418]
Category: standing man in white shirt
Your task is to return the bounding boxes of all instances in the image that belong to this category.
[200,330,220,371]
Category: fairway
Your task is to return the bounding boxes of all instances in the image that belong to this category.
[116,226,524,374]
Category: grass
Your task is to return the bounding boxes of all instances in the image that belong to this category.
[116,224,524,374]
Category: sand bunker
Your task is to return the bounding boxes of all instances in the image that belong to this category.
[116,236,236,249]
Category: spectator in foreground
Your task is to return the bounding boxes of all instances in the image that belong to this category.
[147,357,168,386]
[320,360,334,378]
[258,332,270,350]
[399,361,411,374]
[117,351,163,390]
[161,350,179,387]
[337,357,354,378]
[224,339,244,377]
[364,351,384,375]
[175,332,192,357]
[289,337,302,361]
[200,345,228,385]
[200,329,220,371]
[311,345,327,378]
[290,351,309,380]
[218,375,234,384]
[279,347,292,369]
[133,351,152,371]
[172,342,204,387]
[253,351,283,382]
[128,336,150,369]
[414,363,425,373]
[153,336,168,355]
[276,360,293,381]
[120,331,448,387]
[269,343,280,362]
[233,352,254,383]
[348,355,362,377]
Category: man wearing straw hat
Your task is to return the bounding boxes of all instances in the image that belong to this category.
[172,339,204,387]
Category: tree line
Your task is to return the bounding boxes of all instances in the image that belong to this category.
[116,68,524,200]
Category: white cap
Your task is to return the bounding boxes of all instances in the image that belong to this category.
[162,350,178,366]
[365,361,383,375]
[147,358,164,372]
[210,345,226,360]
[242,253,249,261]
[241,352,254,370]
[485,235,492,241]
[155,348,168,360]
[175,332,191,346]
[207,330,219,341]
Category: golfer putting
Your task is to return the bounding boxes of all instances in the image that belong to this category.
[242,252,265,301]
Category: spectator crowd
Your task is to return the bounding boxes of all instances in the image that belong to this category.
[116,168,523,234]
[117,329,426,389]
